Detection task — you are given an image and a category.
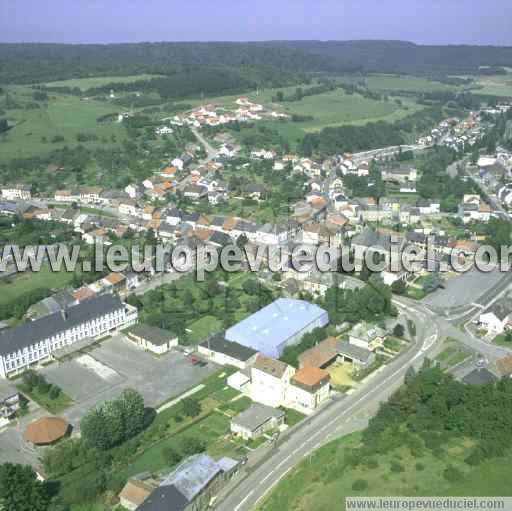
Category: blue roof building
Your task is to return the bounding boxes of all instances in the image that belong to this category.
[225,298,329,358]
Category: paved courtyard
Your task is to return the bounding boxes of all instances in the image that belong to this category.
[40,334,217,424]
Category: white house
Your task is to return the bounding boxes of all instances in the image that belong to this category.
[249,355,295,408]
[479,298,512,335]
[287,367,330,415]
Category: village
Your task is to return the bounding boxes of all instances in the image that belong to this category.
[1,95,512,511]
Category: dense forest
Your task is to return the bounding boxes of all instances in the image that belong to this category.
[1,40,512,84]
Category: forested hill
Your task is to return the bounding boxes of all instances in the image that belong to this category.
[0,42,345,84]
[272,40,512,75]
[1,40,512,84]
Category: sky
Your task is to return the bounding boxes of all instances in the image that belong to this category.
[1,0,511,46]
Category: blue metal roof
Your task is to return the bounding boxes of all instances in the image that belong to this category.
[225,298,328,358]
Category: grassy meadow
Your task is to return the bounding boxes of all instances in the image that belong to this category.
[259,432,512,511]
[0,88,126,162]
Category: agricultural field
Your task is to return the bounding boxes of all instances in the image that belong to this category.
[364,74,458,93]
[44,74,163,91]
[0,88,126,162]
[468,73,512,97]
[259,432,512,511]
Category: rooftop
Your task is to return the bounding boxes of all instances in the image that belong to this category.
[126,324,176,346]
[231,403,285,432]
[291,367,330,389]
[0,294,125,356]
[200,333,257,362]
[225,298,328,356]
[253,354,289,379]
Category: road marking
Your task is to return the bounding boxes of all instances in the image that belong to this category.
[259,469,276,484]
[234,489,254,511]
[275,454,291,470]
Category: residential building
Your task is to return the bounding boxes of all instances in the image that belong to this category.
[348,322,386,351]
[137,454,238,511]
[250,355,295,408]
[119,478,153,511]
[479,297,512,335]
[1,184,32,201]
[0,295,137,378]
[230,403,285,440]
[0,383,20,420]
[288,367,330,415]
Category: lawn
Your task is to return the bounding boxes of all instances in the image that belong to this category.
[0,264,74,305]
[186,315,223,344]
[492,333,512,348]
[435,338,472,369]
[258,432,512,511]
[44,74,163,91]
[17,384,73,414]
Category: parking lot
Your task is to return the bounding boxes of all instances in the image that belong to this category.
[40,334,217,424]
[423,267,504,308]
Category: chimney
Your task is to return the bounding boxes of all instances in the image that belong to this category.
[61,308,68,321]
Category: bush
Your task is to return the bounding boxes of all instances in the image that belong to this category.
[390,460,405,473]
[48,385,61,400]
[443,465,464,483]
[181,437,205,457]
[415,462,425,471]
[181,398,201,417]
[393,324,405,337]
[163,446,183,466]
[352,479,368,491]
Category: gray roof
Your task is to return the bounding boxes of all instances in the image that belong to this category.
[462,368,497,386]
[160,454,223,502]
[126,324,176,346]
[0,294,125,356]
[337,342,374,364]
[231,403,285,432]
[351,228,403,251]
[200,333,257,362]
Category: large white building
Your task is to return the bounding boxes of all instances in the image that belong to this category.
[0,295,137,378]
[1,184,32,201]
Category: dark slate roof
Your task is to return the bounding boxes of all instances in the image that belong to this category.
[209,231,232,246]
[200,333,257,361]
[210,216,225,227]
[0,294,125,356]
[136,484,188,511]
[487,297,512,321]
[126,324,176,346]
[231,403,284,432]
[462,368,497,386]
[337,342,374,364]
[182,212,200,223]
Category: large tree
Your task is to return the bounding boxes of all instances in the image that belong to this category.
[0,463,51,511]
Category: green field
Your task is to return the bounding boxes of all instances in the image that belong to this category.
[364,74,457,93]
[259,433,512,511]
[0,91,126,162]
[0,264,74,305]
[469,74,512,97]
[44,74,163,91]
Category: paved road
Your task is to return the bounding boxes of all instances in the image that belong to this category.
[215,298,441,511]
